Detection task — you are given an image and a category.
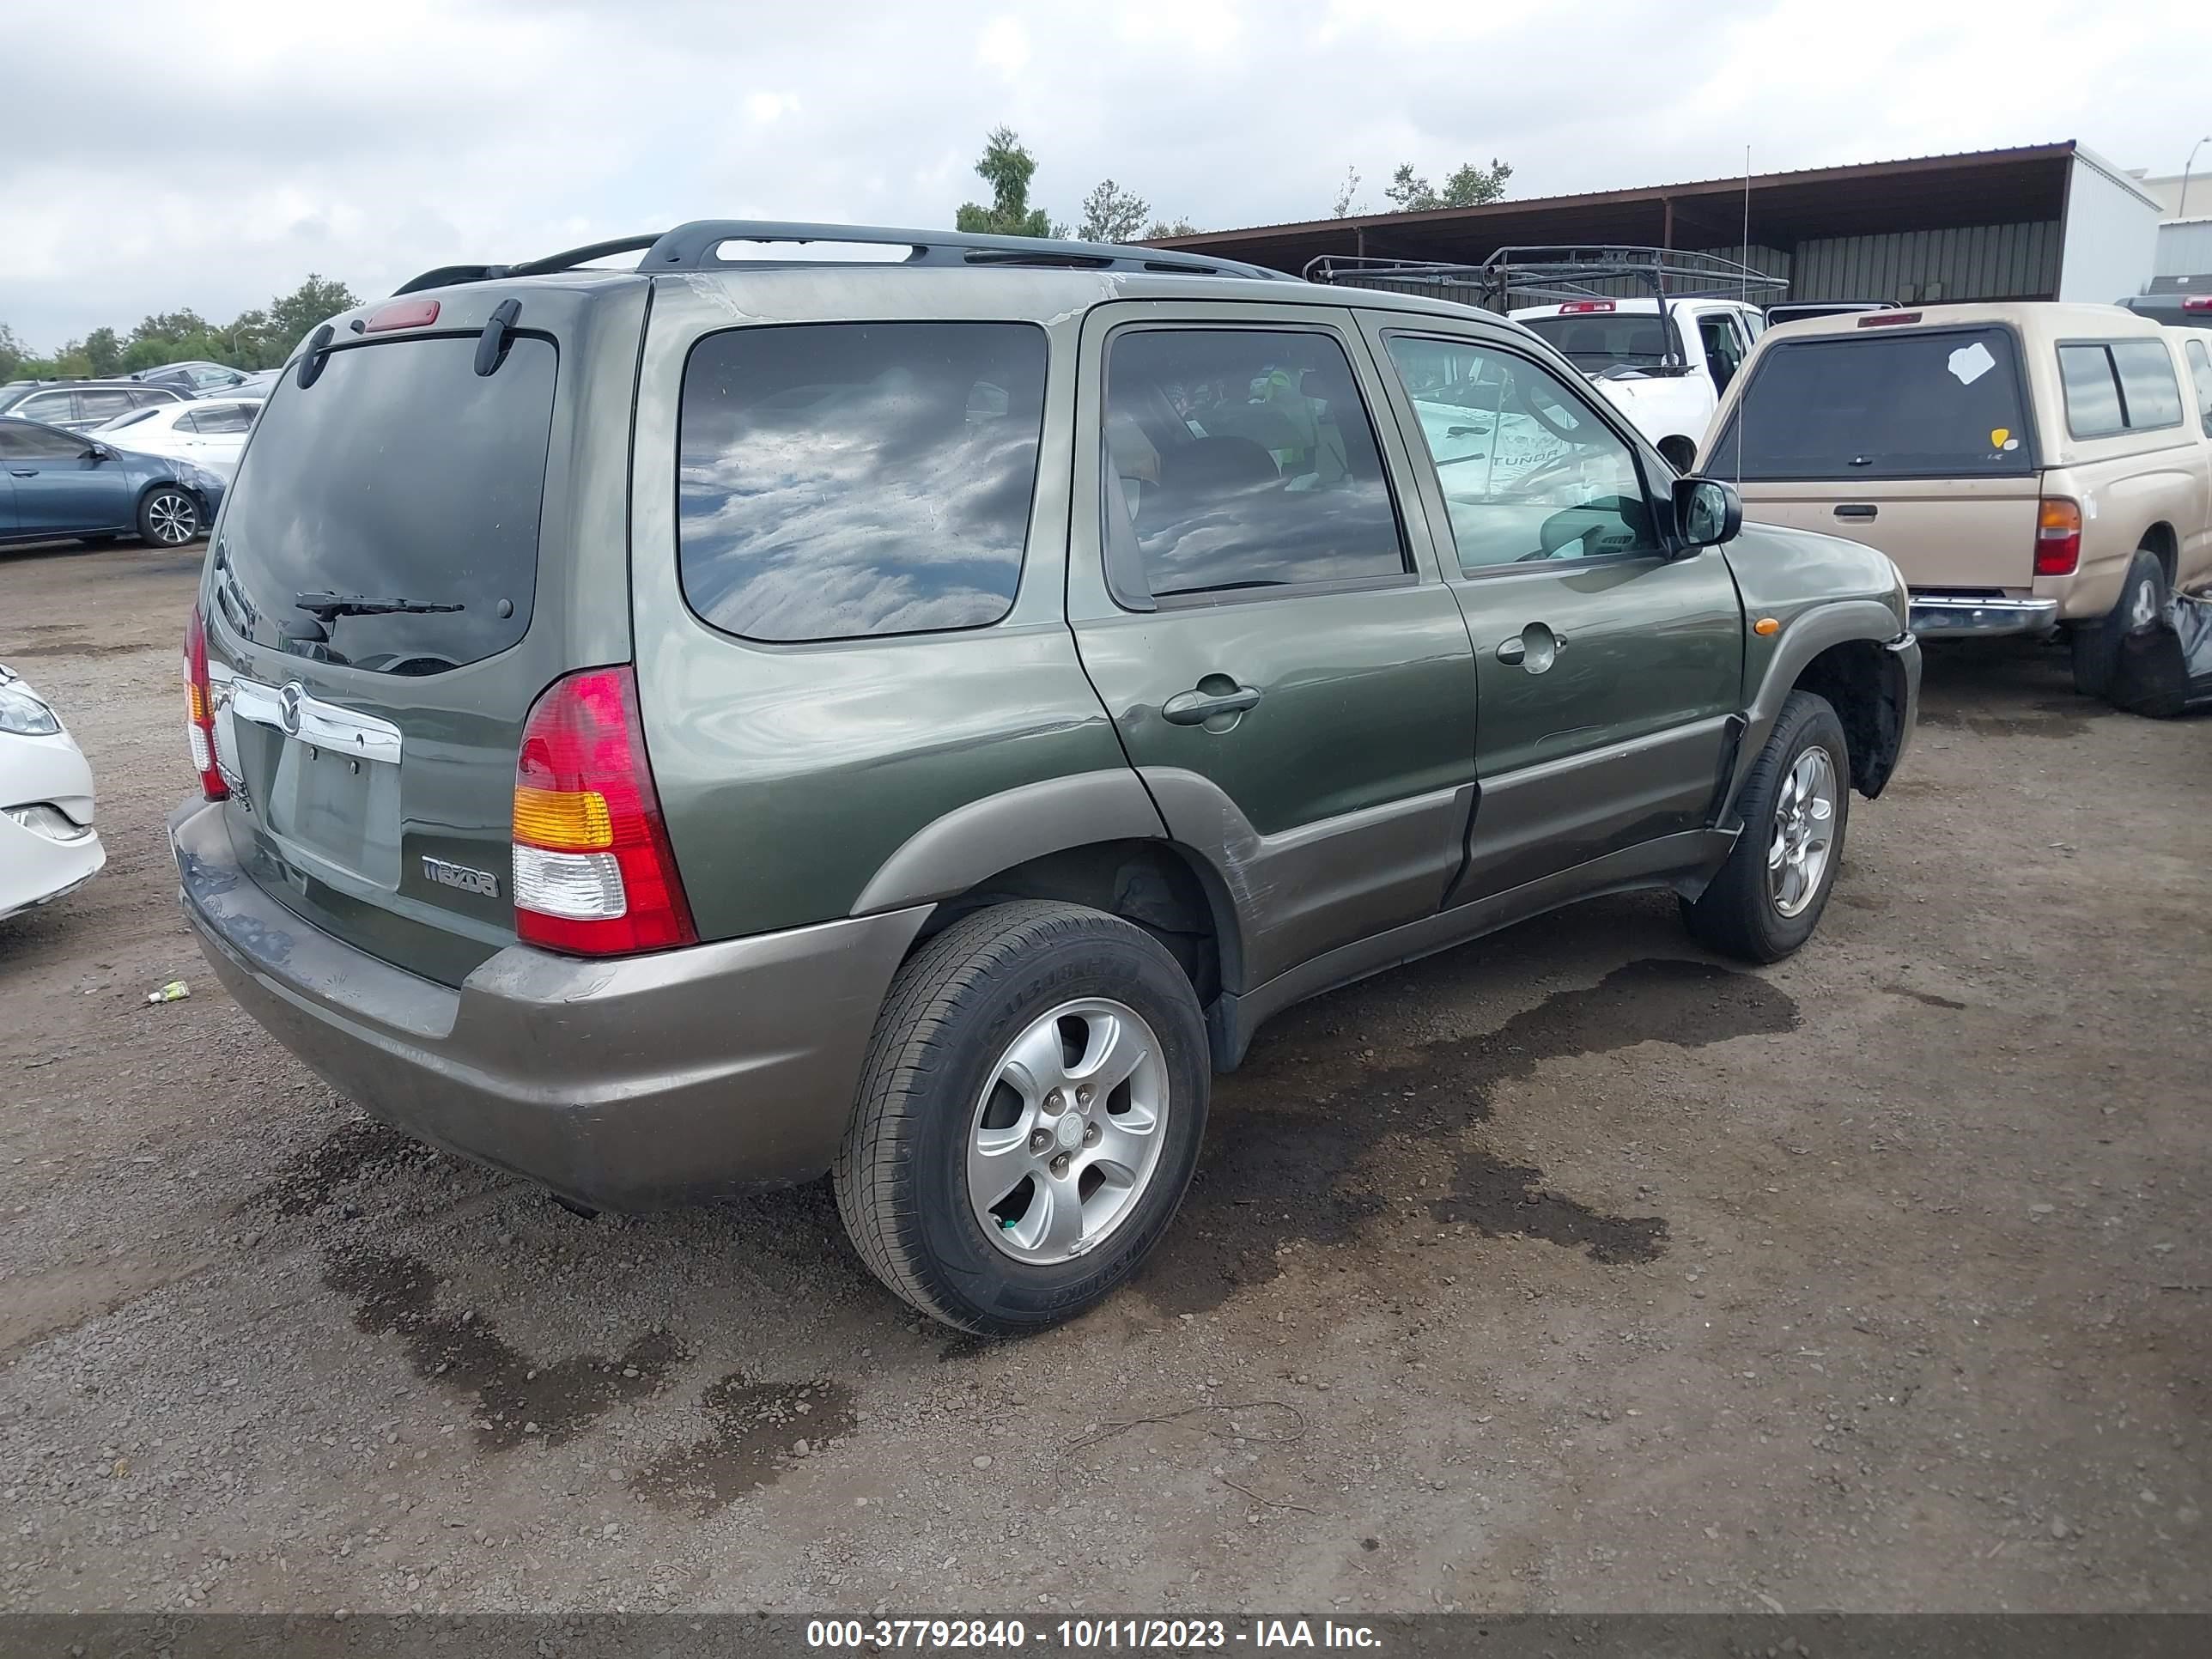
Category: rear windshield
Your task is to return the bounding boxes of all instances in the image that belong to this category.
[1519,312,1682,372]
[1711,326,2033,480]
[215,335,556,674]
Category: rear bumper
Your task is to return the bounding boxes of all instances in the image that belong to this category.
[1908,595,2059,638]
[169,799,931,1210]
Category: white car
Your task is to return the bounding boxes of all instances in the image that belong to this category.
[0,666,104,924]
[88,397,259,481]
[1509,296,1765,472]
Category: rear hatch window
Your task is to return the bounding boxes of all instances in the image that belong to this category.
[1712,326,2033,480]
[215,335,557,674]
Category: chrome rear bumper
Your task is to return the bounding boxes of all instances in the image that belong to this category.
[1908,596,2060,638]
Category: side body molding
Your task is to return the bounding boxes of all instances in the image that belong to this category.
[850,770,1168,915]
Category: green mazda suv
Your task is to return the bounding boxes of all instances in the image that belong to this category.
[170,221,1918,1334]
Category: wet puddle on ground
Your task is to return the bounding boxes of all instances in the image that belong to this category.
[630,1372,858,1514]
[1144,957,1799,1312]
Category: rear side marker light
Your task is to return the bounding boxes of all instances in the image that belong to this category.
[1857,311,1923,326]
[182,609,228,801]
[364,299,441,332]
[512,665,696,956]
[2035,498,2082,577]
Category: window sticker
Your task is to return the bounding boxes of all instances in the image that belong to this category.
[1948,341,1996,386]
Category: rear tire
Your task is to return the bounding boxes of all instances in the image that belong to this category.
[136,487,201,547]
[1680,690,1850,964]
[832,901,1210,1335]
[2070,548,2168,699]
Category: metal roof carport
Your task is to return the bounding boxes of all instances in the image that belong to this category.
[1148,142,2160,307]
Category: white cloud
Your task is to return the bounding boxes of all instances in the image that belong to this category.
[3,0,2209,350]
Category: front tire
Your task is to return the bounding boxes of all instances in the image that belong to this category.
[833,901,1210,1335]
[1681,690,1850,963]
[2070,548,2168,698]
[137,487,202,547]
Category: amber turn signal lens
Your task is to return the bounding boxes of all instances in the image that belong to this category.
[1753,617,1781,636]
[513,785,613,850]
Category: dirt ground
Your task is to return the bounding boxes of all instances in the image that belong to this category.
[0,538,2206,1617]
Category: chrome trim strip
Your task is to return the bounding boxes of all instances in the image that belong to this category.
[220,672,404,764]
[1907,597,2059,638]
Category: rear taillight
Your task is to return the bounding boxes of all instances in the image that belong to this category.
[511,665,696,956]
[182,609,227,801]
[2035,498,2082,577]
[2185,295,2212,313]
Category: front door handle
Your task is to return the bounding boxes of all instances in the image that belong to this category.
[1495,623,1568,672]
[9,469,35,477]
[1161,683,1262,726]
[1833,503,1878,521]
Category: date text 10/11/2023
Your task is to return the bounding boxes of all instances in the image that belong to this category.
[804,1618,1384,1650]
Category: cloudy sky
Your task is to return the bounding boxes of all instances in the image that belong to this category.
[5,0,2207,350]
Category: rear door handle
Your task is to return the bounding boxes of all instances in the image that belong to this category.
[9,469,35,477]
[1161,684,1262,726]
[1833,504,1878,521]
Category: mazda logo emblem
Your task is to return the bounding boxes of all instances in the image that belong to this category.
[278,682,305,738]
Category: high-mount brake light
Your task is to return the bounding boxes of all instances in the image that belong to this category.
[511,665,696,956]
[1857,311,1923,327]
[364,299,441,332]
[1559,301,1616,313]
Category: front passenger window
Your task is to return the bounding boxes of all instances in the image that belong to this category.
[1383,335,1656,571]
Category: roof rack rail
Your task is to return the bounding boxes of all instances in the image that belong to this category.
[394,221,1290,295]
[1305,245,1786,310]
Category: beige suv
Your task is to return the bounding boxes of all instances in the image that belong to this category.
[1698,302,2212,698]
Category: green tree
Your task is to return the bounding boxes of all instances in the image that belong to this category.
[1145,217,1200,240]
[1076,178,1152,244]
[265,275,361,353]
[82,326,123,377]
[0,322,27,380]
[955,127,1058,239]
[1330,165,1364,219]
[1383,158,1512,212]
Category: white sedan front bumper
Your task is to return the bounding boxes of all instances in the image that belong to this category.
[1,727,106,923]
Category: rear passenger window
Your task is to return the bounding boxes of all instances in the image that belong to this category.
[2110,341,2184,431]
[678,322,1048,643]
[1101,328,1407,603]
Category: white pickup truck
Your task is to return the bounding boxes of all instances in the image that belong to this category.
[1510,296,1765,472]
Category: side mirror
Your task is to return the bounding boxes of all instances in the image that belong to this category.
[1673,476,1742,549]
[82,443,112,462]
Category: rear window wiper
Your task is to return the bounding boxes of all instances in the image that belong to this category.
[295,591,465,621]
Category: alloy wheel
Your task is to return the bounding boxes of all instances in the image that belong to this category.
[966,997,1170,1265]
[1767,746,1838,919]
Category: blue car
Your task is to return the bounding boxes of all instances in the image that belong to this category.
[0,416,227,549]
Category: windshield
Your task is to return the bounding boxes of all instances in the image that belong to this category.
[214,334,557,674]
[1520,312,1682,371]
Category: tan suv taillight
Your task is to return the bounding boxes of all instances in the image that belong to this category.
[2035,498,2081,577]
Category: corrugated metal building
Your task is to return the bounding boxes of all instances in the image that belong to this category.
[1149,142,2160,309]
